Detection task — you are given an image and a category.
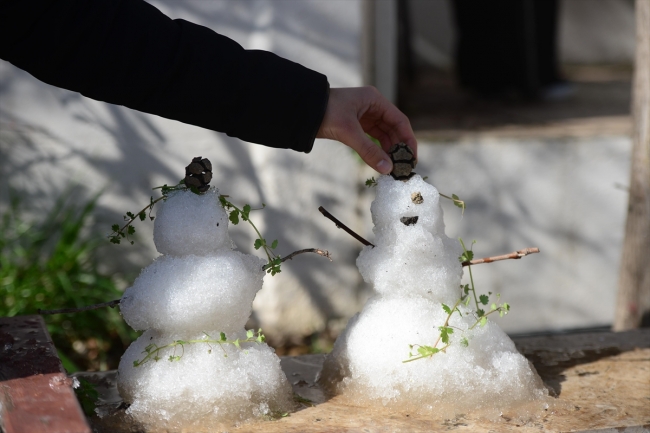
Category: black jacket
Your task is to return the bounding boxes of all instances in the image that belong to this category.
[0,0,329,153]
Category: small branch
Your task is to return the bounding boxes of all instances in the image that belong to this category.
[318,206,374,247]
[38,299,121,315]
[280,248,332,264]
[462,248,540,267]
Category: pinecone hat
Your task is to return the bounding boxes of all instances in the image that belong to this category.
[183,157,213,193]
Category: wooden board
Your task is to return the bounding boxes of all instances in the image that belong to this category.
[0,315,90,433]
[82,329,650,433]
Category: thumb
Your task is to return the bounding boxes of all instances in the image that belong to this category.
[341,126,393,174]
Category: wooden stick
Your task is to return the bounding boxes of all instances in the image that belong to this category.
[462,248,540,267]
[38,299,121,315]
[279,248,332,263]
[318,206,375,247]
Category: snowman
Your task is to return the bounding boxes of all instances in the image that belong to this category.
[320,144,548,418]
[116,159,293,431]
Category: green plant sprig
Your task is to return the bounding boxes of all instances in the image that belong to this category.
[133,329,266,367]
[440,193,465,215]
[218,196,282,276]
[403,239,511,363]
[108,181,283,275]
[403,298,463,363]
[108,181,186,245]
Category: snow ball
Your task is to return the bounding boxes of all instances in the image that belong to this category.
[154,188,231,256]
[320,297,548,417]
[120,251,265,334]
[118,329,294,430]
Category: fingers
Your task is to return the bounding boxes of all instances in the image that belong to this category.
[316,87,417,174]
[337,121,393,174]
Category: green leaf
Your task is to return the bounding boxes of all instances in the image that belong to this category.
[271,239,278,249]
[138,211,146,221]
[365,177,377,187]
[246,329,254,338]
[441,304,452,315]
[229,210,239,225]
[111,224,120,231]
[460,337,469,347]
[233,339,240,349]
[417,346,439,356]
[253,239,263,250]
[477,308,485,317]
[479,294,489,305]
[479,316,488,327]
[242,204,251,221]
[220,332,227,342]
[127,225,136,235]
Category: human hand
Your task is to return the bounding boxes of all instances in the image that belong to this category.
[316,87,417,174]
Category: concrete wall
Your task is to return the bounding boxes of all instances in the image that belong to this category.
[0,0,366,343]
[0,0,633,340]
[412,134,631,333]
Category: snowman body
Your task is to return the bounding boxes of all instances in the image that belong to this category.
[320,175,548,417]
[117,188,292,430]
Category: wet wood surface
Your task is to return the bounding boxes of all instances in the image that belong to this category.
[0,315,90,433]
[82,329,650,433]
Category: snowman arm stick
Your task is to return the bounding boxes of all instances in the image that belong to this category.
[462,248,540,267]
[318,206,375,247]
[277,248,332,264]
[38,299,121,315]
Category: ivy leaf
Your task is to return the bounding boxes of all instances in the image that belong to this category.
[459,250,474,262]
[479,294,489,305]
[111,224,120,232]
[242,204,251,221]
[253,239,264,250]
[138,211,146,221]
[442,304,452,315]
[229,210,239,225]
[127,225,136,235]
[477,308,485,317]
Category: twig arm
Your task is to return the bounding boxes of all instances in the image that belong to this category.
[462,248,540,267]
[38,299,121,315]
[280,248,332,263]
[318,206,374,247]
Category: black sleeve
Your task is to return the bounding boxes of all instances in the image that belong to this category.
[0,0,329,153]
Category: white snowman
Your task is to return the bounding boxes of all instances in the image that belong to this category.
[320,171,548,418]
[117,186,293,431]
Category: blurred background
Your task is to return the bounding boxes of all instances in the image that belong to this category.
[0,0,641,371]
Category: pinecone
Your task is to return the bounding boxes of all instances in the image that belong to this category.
[184,157,213,193]
[388,143,417,181]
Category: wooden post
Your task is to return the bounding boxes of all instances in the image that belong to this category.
[614,0,650,330]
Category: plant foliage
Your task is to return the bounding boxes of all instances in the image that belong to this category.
[0,189,137,371]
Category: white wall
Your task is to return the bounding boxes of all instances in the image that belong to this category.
[0,0,366,343]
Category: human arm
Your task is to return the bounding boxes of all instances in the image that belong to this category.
[0,0,328,153]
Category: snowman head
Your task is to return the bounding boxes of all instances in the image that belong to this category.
[153,188,231,256]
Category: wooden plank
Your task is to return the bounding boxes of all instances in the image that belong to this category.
[84,329,650,433]
[0,315,90,433]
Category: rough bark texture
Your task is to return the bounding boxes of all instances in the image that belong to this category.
[615,0,650,330]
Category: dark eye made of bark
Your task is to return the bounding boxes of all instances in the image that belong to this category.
[184,156,213,193]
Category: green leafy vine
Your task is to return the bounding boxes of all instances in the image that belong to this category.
[133,329,266,367]
[403,239,510,363]
[108,181,283,275]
